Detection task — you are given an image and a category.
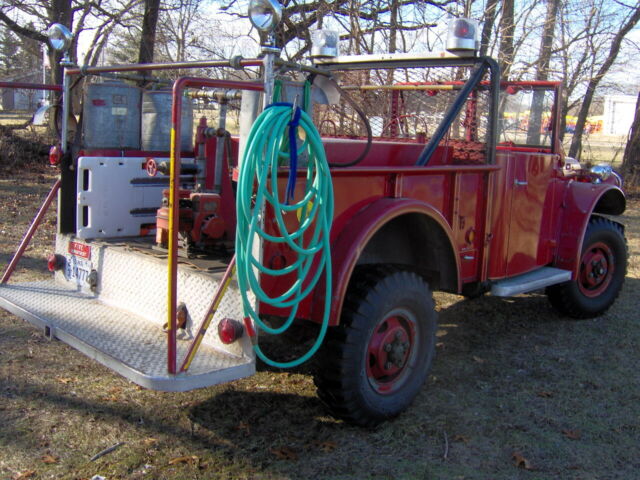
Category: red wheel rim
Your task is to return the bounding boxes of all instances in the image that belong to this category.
[366,308,417,395]
[578,241,614,298]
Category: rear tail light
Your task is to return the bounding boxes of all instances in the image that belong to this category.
[218,318,244,344]
[49,145,62,166]
[47,253,65,272]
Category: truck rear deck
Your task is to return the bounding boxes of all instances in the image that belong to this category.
[0,236,254,391]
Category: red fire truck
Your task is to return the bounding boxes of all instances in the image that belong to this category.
[0,7,626,427]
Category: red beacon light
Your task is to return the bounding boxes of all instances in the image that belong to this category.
[218,318,245,344]
[446,18,479,53]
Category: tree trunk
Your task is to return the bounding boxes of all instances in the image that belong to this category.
[622,92,640,182]
[480,0,499,57]
[527,0,560,145]
[568,6,640,160]
[389,0,398,54]
[498,0,515,80]
[138,0,161,65]
[49,0,73,86]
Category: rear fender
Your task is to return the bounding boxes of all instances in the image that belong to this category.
[555,181,625,275]
[314,198,459,326]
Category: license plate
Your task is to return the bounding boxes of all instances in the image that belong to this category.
[65,254,92,285]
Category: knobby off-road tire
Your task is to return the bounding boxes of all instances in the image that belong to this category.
[547,216,627,319]
[314,266,437,427]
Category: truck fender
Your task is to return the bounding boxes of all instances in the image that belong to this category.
[555,181,625,275]
[315,197,459,326]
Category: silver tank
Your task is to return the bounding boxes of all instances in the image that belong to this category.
[141,90,193,152]
[82,82,141,150]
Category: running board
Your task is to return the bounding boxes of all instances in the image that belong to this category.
[0,280,254,391]
[491,267,572,297]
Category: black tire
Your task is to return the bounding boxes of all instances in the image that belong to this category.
[547,216,627,319]
[314,266,437,427]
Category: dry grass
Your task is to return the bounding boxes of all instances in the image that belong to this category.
[0,168,639,480]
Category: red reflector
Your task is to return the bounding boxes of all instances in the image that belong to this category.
[218,318,244,344]
[49,145,62,166]
[47,253,65,272]
[92,99,107,106]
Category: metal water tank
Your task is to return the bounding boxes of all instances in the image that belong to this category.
[82,82,141,150]
[141,90,193,152]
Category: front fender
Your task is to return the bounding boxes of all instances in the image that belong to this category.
[315,198,459,326]
[555,181,625,274]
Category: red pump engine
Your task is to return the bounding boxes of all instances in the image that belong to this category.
[155,189,226,255]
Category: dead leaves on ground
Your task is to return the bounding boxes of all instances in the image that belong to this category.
[12,471,36,480]
[142,437,159,447]
[512,451,534,470]
[168,455,199,466]
[562,429,582,440]
[41,454,59,464]
[270,440,338,461]
[101,386,123,402]
[316,441,337,453]
[270,446,298,460]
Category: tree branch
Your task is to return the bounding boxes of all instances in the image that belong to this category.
[0,11,47,43]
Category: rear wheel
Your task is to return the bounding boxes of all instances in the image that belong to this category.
[547,217,627,319]
[314,267,437,427]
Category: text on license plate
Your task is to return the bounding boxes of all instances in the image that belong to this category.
[65,254,92,284]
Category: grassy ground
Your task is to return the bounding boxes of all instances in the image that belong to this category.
[0,169,638,480]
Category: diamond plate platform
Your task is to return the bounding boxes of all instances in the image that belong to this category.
[0,280,255,391]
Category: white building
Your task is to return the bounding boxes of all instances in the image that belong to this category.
[603,94,638,136]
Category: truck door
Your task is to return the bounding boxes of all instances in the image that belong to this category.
[505,152,557,276]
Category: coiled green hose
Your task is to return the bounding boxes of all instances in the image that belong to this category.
[235,103,333,368]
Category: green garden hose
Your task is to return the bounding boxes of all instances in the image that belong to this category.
[236,102,333,368]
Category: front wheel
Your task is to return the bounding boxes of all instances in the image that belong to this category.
[314,267,437,427]
[547,217,627,319]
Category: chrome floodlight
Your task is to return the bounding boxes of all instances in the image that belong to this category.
[47,23,73,53]
[590,164,613,181]
[249,0,282,32]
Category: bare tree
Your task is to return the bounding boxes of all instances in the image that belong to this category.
[479,0,499,57]
[526,0,560,144]
[622,92,640,181]
[497,0,514,80]
[138,0,161,64]
[0,0,70,84]
[217,0,453,59]
[0,0,143,83]
[568,4,640,160]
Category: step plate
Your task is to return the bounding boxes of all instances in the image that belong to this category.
[491,267,572,297]
[0,280,254,391]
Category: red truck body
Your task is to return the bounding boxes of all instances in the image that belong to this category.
[0,51,627,427]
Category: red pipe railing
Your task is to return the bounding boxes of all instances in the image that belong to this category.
[1,179,62,284]
[166,77,264,374]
